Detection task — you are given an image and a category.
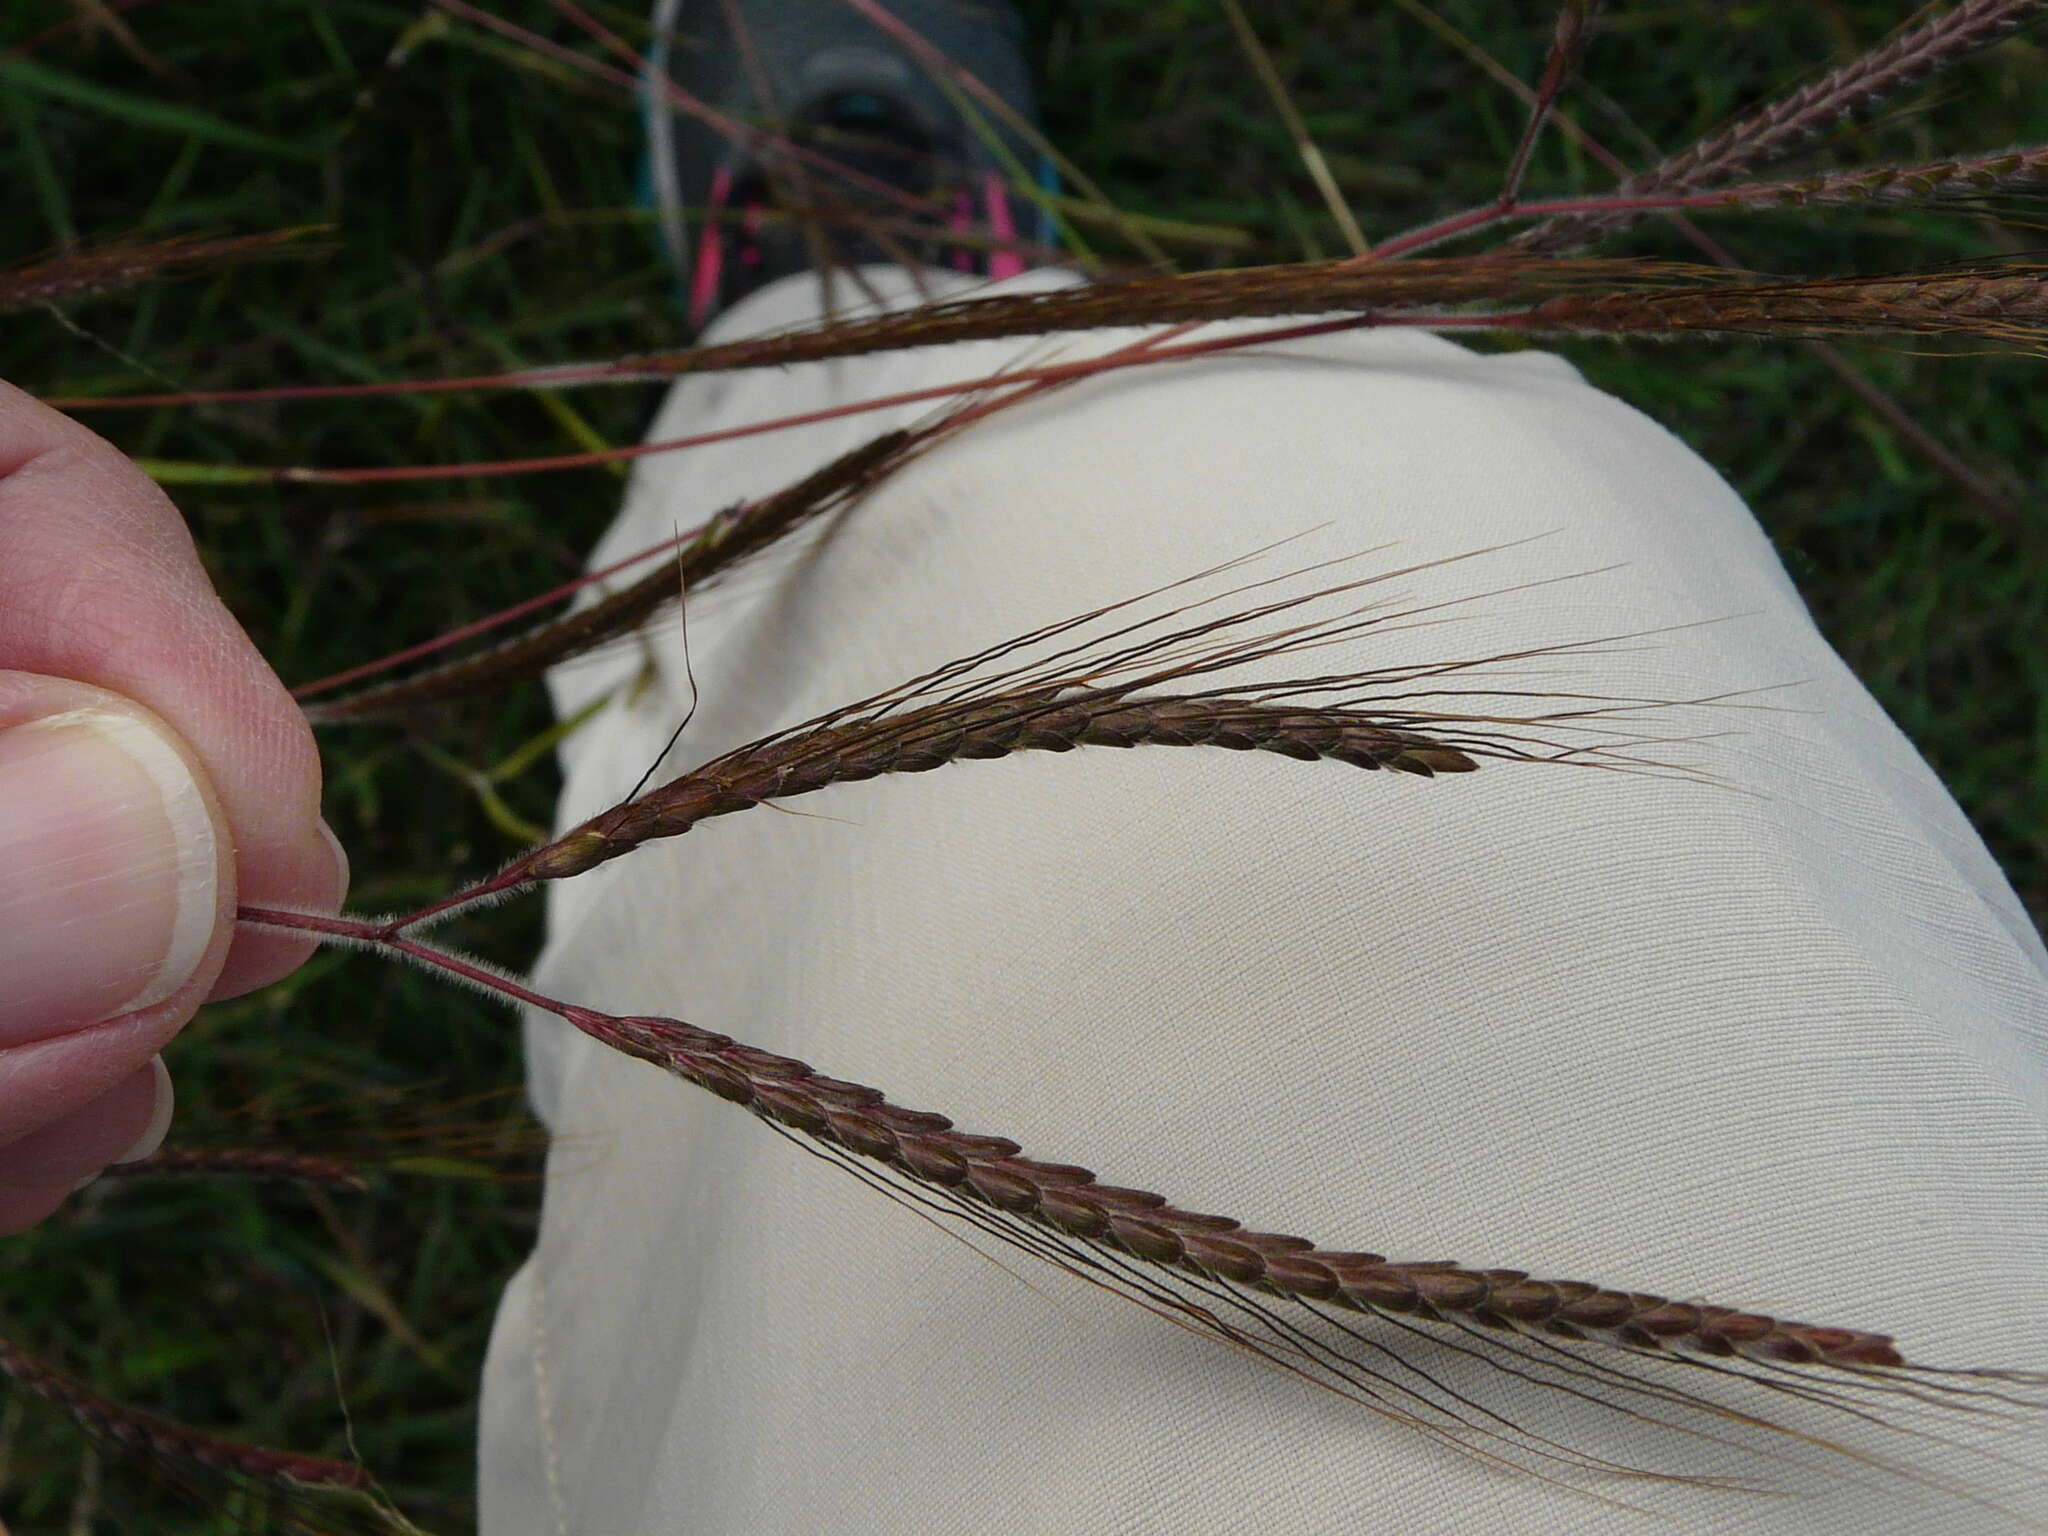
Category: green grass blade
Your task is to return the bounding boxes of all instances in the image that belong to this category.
[0,56,325,163]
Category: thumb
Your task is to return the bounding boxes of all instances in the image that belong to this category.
[0,680,233,1126]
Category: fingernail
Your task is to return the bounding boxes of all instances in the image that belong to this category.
[0,709,219,1037]
[317,816,350,906]
[114,1055,175,1164]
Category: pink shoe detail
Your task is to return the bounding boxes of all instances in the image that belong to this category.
[983,173,1026,280]
[688,165,735,329]
[949,188,977,272]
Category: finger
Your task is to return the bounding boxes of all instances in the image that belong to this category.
[0,1057,167,1191]
[0,1183,78,1236]
[0,685,228,1155]
[0,1058,168,1236]
[0,382,346,999]
[0,684,228,1043]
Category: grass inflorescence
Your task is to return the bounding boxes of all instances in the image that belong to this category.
[4,2,2048,1531]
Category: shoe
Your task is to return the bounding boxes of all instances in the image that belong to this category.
[641,0,1057,328]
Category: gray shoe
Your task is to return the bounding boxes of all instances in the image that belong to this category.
[641,0,1055,327]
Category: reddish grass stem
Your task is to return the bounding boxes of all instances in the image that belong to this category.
[301,428,919,721]
[1495,1,1594,213]
[94,1146,369,1190]
[291,522,696,701]
[166,316,1401,485]
[0,1330,373,1493]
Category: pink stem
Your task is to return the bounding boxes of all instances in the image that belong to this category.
[1361,189,1762,263]
[298,309,1268,717]
[238,904,581,1019]
[259,314,1484,485]
[51,183,1723,418]
[45,358,680,411]
[378,861,541,935]
[984,174,1026,281]
[1495,0,1590,211]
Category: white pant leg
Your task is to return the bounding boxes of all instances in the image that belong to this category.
[479,268,2048,1535]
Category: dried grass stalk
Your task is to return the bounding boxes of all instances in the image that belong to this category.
[1515,0,2048,252]
[1523,266,2048,343]
[398,259,2048,399]
[602,257,1702,379]
[94,1147,368,1190]
[0,230,318,313]
[306,427,918,722]
[0,1332,372,1493]
[1496,0,1596,209]
[1706,145,2048,210]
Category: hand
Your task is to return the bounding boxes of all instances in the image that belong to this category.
[0,382,346,1233]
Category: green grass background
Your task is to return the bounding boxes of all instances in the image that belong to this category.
[1,3,2043,1530]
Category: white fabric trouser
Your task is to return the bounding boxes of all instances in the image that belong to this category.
[478,268,2048,1534]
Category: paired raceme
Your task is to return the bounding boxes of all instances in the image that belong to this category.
[230,529,2039,1488]
[1513,0,2048,253]
[28,556,1686,1513]
[17,2,2048,1523]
